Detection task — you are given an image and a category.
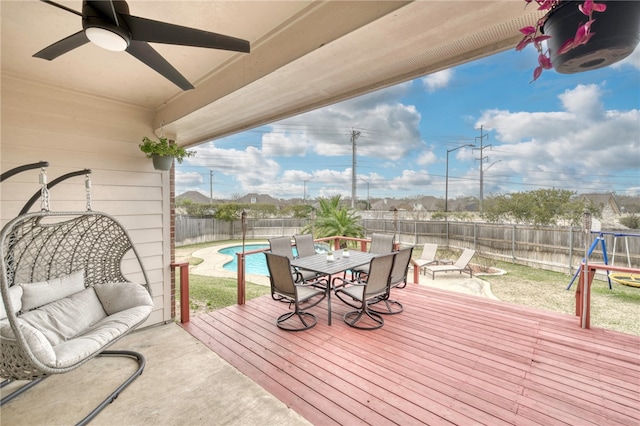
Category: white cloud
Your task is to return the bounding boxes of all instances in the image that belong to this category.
[186,143,281,191]
[476,84,639,194]
[260,83,424,161]
[416,150,437,166]
[175,171,203,187]
[421,69,454,93]
[558,84,604,118]
[262,130,308,157]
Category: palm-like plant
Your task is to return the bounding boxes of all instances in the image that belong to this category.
[301,195,364,243]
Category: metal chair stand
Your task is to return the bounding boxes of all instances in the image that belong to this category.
[368,299,404,315]
[343,307,384,330]
[277,309,318,331]
[1,350,145,426]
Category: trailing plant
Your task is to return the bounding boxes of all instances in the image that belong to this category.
[516,0,607,81]
[139,136,196,163]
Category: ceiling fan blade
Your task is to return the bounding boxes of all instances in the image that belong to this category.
[33,31,90,60]
[85,0,120,23]
[41,0,83,17]
[122,15,250,53]
[126,40,194,90]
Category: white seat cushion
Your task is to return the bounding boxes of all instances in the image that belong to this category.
[18,287,107,346]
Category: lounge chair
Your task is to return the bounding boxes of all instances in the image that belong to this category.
[413,243,440,274]
[264,253,327,331]
[423,248,475,280]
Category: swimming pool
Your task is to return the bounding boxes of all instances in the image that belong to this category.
[220,242,331,276]
[220,244,270,276]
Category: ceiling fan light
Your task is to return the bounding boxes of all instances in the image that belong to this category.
[85,27,129,51]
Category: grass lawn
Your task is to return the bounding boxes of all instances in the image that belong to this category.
[482,260,640,336]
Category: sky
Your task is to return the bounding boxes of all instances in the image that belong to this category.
[175,43,640,203]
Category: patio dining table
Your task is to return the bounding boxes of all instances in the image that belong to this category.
[291,249,376,325]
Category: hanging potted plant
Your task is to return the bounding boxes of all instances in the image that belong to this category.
[517,0,640,81]
[139,136,196,171]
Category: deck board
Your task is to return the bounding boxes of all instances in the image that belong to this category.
[183,283,640,425]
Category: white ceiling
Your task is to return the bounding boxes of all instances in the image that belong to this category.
[1,1,543,147]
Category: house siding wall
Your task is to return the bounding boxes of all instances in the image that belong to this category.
[1,77,171,326]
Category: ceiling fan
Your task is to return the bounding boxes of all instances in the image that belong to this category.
[34,0,251,90]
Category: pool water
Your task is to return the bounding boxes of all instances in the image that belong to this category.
[220,243,331,276]
[220,244,270,276]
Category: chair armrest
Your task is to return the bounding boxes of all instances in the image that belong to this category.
[296,276,329,288]
[332,276,365,290]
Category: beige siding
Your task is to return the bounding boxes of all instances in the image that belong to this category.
[1,77,171,325]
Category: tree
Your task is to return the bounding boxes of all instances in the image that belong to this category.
[280,204,313,218]
[620,214,640,229]
[214,203,242,222]
[484,189,602,226]
[301,195,364,239]
[176,199,213,217]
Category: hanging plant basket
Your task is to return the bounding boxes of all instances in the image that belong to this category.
[139,136,196,171]
[543,1,640,74]
[151,154,174,171]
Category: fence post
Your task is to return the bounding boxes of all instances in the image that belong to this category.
[569,225,574,276]
[473,222,477,250]
[446,221,450,248]
[512,225,516,262]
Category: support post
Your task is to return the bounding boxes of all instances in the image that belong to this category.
[238,210,247,305]
[237,253,246,305]
[171,262,190,323]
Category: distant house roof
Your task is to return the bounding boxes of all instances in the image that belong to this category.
[370,199,411,211]
[236,193,281,206]
[176,191,213,204]
[579,193,621,215]
[414,196,442,211]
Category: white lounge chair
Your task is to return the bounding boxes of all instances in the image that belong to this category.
[424,248,475,280]
[413,243,440,275]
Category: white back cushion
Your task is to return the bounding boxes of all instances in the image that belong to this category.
[20,270,85,311]
[93,282,153,315]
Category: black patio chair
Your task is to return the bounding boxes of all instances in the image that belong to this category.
[293,233,317,258]
[333,252,396,330]
[351,233,395,279]
[264,252,327,331]
[369,246,413,315]
[269,236,323,288]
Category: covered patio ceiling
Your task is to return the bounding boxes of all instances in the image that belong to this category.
[1,1,543,147]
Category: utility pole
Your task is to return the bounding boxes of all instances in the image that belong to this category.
[350,129,361,209]
[209,170,214,204]
[446,143,474,215]
[473,125,491,215]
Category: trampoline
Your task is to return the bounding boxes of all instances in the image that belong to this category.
[610,272,640,288]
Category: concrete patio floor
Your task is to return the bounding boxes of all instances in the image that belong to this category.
[0,322,310,426]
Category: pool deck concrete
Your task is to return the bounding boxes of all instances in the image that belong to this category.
[185,241,499,300]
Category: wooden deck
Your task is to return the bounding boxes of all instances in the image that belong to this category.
[182,283,640,425]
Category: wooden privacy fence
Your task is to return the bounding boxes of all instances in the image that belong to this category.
[175,215,640,275]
